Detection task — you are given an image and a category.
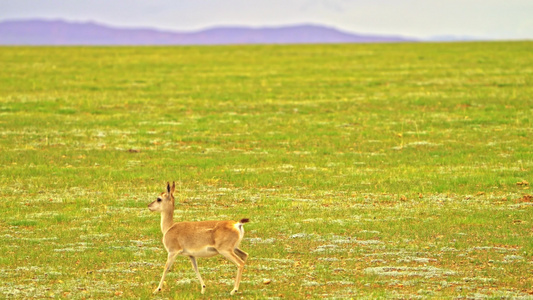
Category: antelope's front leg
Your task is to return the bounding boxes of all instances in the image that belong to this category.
[189,256,206,294]
[154,252,178,293]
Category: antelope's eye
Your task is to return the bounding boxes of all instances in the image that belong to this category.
[157,198,162,202]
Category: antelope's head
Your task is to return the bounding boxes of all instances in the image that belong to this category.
[148,182,175,212]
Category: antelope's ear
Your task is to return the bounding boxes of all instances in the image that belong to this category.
[166,182,171,194]
[171,181,176,194]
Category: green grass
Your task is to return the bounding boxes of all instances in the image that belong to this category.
[1,42,532,299]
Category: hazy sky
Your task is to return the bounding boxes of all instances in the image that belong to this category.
[1,0,532,40]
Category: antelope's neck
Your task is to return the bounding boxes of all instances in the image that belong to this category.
[160,208,174,234]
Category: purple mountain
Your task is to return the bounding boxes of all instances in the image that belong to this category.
[0,19,413,45]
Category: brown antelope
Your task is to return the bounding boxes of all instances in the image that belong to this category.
[148,182,249,295]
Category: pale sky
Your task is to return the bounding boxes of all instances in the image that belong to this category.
[1,0,532,40]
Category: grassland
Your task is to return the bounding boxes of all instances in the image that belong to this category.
[0,42,532,299]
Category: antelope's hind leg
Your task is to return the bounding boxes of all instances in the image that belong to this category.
[234,248,248,262]
[219,250,246,295]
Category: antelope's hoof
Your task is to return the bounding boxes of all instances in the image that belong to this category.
[153,287,162,294]
[230,289,238,295]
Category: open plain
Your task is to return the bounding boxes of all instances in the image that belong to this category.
[1,42,532,299]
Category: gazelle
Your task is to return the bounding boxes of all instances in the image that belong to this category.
[148,182,249,295]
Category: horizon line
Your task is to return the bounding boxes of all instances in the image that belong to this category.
[0,18,469,41]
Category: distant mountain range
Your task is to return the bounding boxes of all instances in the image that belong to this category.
[0,19,416,45]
